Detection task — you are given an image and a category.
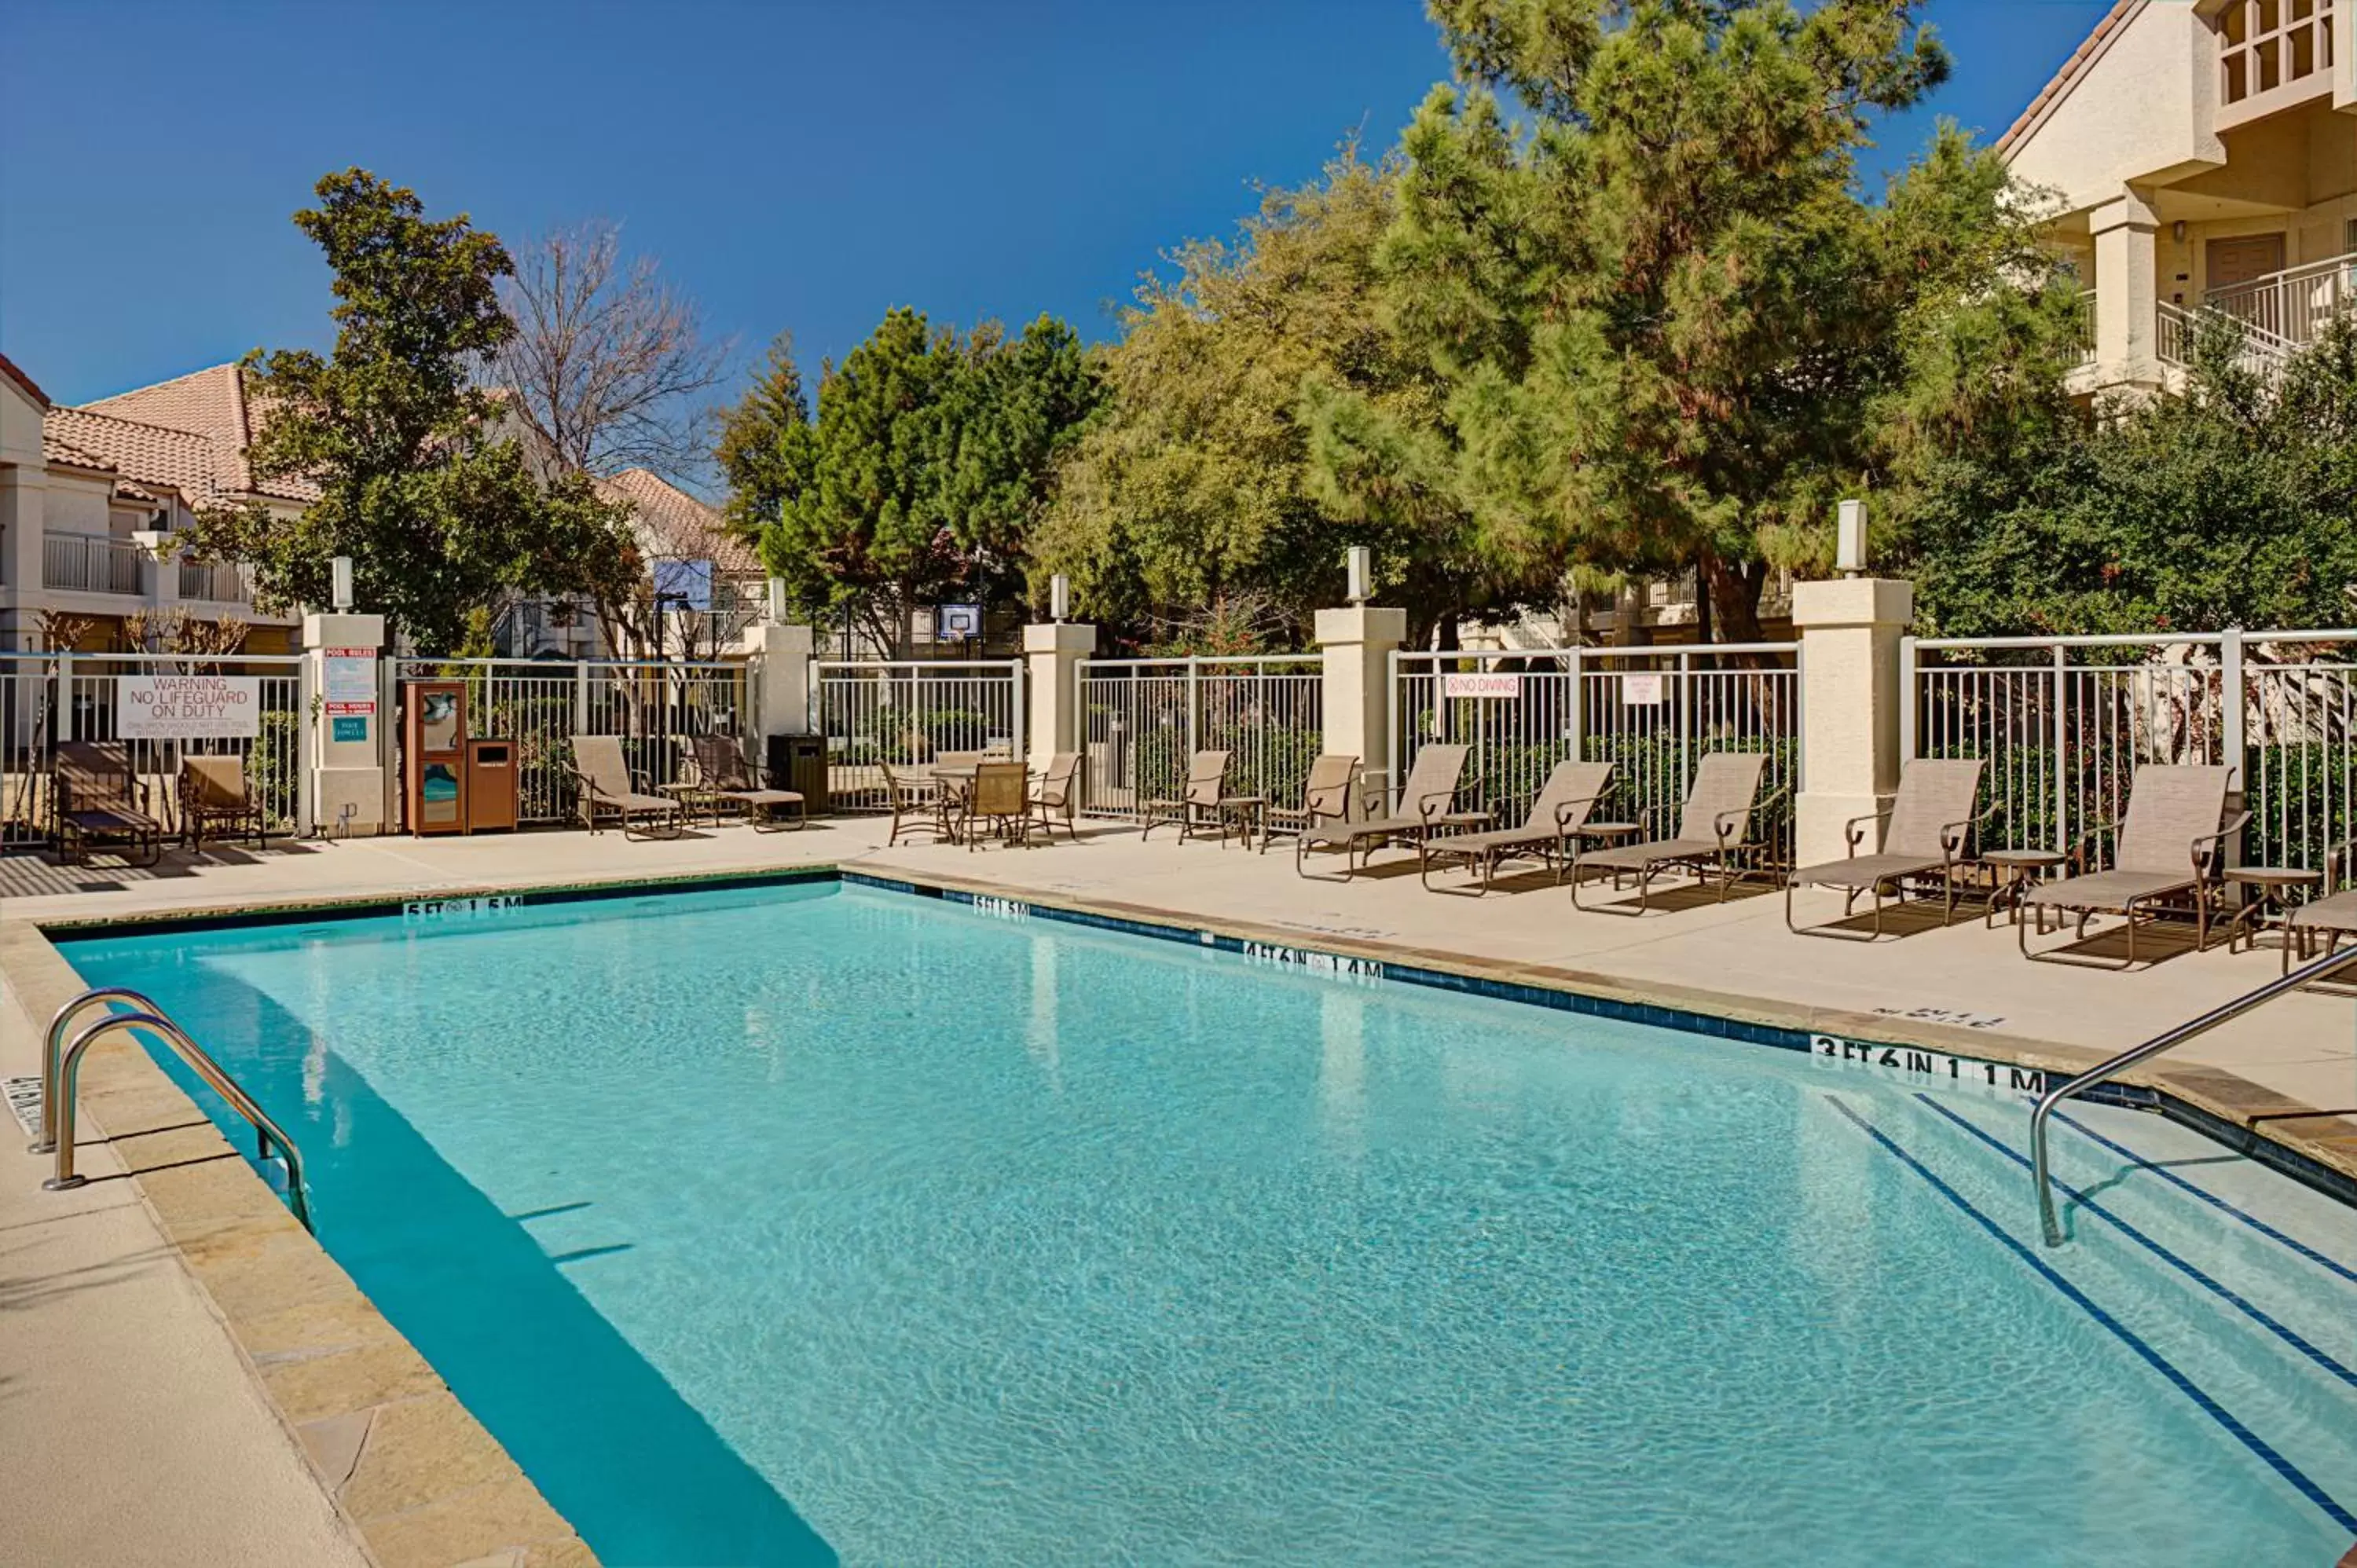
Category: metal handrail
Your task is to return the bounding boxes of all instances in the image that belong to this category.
[2030,942,2357,1245]
[33,987,156,1156]
[36,991,311,1232]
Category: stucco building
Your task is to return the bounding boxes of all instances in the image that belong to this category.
[0,357,306,653]
[2000,0,2356,395]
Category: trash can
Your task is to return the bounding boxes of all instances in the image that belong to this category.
[766,734,829,816]
[465,738,518,833]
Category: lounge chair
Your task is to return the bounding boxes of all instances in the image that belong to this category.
[570,735,685,839]
[1028,752,1083,841]
[179,752,269,852]
[1419,760,1615,893]
[1261,753,1359,857]
[53,740,163,867]
[1784,758,1985,939]
[884,762,951,844]
[1141,750,1235,844]
[688,735,805,830]
[1569,752,1772,914]
[1296,743,1473,880]
[2285,840,2357,976]
[2018,764,2243,968]
[960,760,1035,850]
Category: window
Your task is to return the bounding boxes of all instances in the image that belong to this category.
[2217,0,2333,104]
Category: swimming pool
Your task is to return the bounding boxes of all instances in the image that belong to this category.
[59,878,2357,1566]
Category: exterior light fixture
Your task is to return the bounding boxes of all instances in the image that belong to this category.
[1836,500,1868,578]
[1050,573,1072,623]
[1346,545,1372,605]
[331,555,354,611]
[767,576,789,624]
[2172,220,2187,244]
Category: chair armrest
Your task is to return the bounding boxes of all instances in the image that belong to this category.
[1413,789,1453,823]
[1552,795,1603,831]
[571,768,612,803]
[2068,818,2119,872]
[1843,804,1895,855]
[631,768,656,793]
[2191,811,2251,877]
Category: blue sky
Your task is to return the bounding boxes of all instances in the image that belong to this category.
[0,1,2114,410]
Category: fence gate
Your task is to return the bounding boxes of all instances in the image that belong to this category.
[1905,629,2357,878]
[389,657,753,828]
[0,650,309,846]
[1075,656,1324,820]
[1393,643,1802,868]
[813,660,1025,812]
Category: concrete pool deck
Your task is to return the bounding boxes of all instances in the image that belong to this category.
[3,815,2354,1564]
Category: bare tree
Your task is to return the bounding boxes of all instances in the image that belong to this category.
[491,220,732,482]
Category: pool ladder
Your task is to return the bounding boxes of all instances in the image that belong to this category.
[31,987,313,1233]
[2030,940,2357,1247]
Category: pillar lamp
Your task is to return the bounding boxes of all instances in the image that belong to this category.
[1346,545,1372,606]
[331,555,354,611]
[1835,500,1868,579]
[1050,573,1072,623]
[766,576,789,624]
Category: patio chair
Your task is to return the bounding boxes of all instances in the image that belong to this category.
[2018,764,2244,968]
[688,735,805,831]
[1260,753,1359,857]
[1295,743,1472,880]
[1418,760,1614,893]
[1569,752,1772,914]
[570,735,685,839]
[960,760,1036,851]
[1783,758,1985,940]
[1141,750,1235,844]
[53,740,163,867]
[884,762,951,845]
[1028,752,1083,841]
[180,753,269,852]
[2284,839,2357,977]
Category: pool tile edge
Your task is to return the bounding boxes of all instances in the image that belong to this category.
[0,918,599,1568]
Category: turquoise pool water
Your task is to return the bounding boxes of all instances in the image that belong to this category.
[60,881,2357,1566]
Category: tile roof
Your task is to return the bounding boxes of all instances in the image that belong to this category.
[76,361,319,502]
[43,406,225,501]
[39,431,116,473]
[1996,0,2144,158]
[0,350,51,409]
[596,467,761,575]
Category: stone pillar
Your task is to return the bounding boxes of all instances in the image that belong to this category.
[739,621,816,739]
[1315,605,1407,804]
[302,611,387,837]
[1024,621,1095,773]
[1791,578,1913,870]
[2091,189,2161,394]
[0,466,50,649]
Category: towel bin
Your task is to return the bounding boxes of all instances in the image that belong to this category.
[465,738,518,833]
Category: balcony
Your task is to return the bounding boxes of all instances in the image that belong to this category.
[2216,0,2341,130]
[178,557,255,604]
[2205,251,2355,351]
[42,531,149,595]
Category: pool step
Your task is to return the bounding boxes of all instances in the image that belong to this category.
[1834,1088,2357,1540]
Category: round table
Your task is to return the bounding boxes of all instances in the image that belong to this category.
[1981,848,2066,930]
[2223,866,2323,956]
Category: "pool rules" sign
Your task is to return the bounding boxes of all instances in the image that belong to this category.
[115,674,262,740]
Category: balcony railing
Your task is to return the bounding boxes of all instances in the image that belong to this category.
[2155,300,2194,368]
[42,532,148,595]
[2205,251,2355,349]
[178,558,255,604]
[2071,289,2098,367]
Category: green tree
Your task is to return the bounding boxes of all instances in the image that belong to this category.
[1897,318,2357,636]
[1312,0,1956,642]
[1036,149,1513,648]
[197,169,634,653]
[714,310,1098,654]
